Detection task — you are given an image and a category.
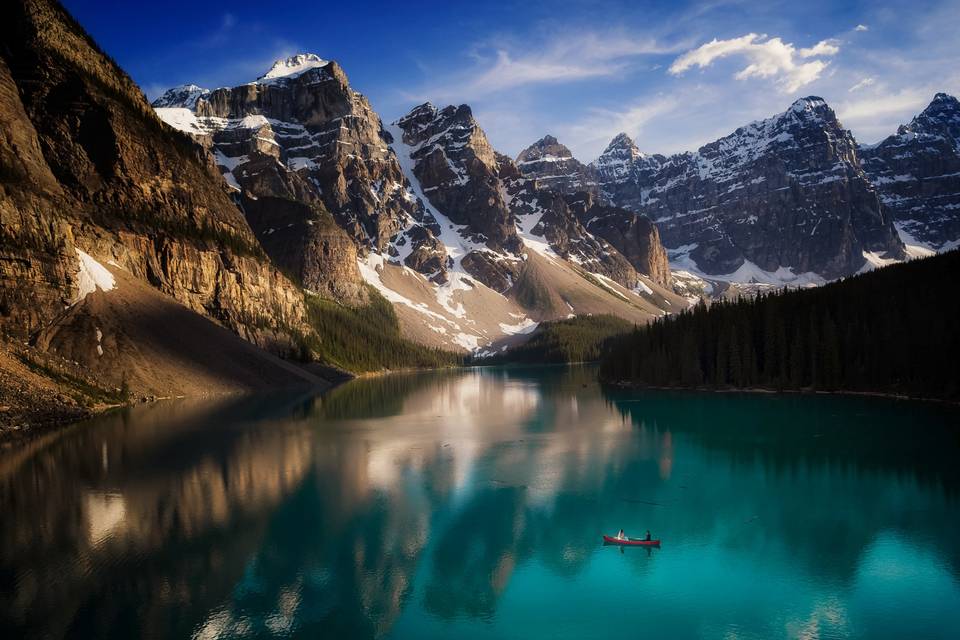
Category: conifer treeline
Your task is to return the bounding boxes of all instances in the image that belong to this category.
[476,315,632,365]
[299,287,463,373]
[600,251,960,400]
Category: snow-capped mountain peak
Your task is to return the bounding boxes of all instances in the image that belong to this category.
[595,96,904,279]
[151,84,209,109]
[789,95,828,113]
[514,135,597,195]
[516,135,574,163]
[605,132,640,154]
[257,53,329,82]
[860,92,960,251]
[591,132,656,191]
[911,92,960,139]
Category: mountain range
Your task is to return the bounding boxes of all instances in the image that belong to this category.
[155,51,960,312]
[152,58,684,352]
[2,0,959,432]
[517,95,960,284]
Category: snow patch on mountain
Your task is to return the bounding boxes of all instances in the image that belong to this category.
[895,222,937,259]
[257,54,329,82]
[154,107,204,134]
[72,249,116,305]
[669,244,824,288]
[369,122,535,351]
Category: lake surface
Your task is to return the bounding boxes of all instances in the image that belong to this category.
[2,366,959,639]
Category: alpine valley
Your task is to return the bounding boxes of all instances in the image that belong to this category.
[3,2,960,639]
[1,0,960,436]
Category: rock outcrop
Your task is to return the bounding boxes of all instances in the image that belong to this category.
[860,93,960,250]
[593,98,906,279]
[566,193,672,288]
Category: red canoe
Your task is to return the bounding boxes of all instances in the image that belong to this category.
[603,535,661,547]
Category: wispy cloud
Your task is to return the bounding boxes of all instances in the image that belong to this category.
[854,24,869,32]
[848,77,876,92]
[669,33,839,92]
[836,86,930,123]
[410,30,687,102]
[561,95,680,157]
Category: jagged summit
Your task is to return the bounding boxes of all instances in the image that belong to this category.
[790,95,828,110]
[592,132,653,193]
[257,53,329,82]
[595,95,904,279]
[516,135,574,164]
[860,92,960,250]
[514,135,597,195]
[782,96,836,125]
[912,92,960,134]
[604,132,638,153]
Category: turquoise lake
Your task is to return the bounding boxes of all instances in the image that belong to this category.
[2,366,959,639]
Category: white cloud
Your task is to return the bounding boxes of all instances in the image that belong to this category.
[799,39,841,58]
[669,33,838,93]
[848,77,876,92]
[854,24,869,32]
[460,50,620,95]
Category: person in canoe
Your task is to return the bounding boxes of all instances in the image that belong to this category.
[645,530,651,541]
[616,529,627,540]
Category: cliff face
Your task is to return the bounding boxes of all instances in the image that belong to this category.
[566,193,672,288]
[0,0,309,358]
[593,98,906,279]
[860,93,960,250]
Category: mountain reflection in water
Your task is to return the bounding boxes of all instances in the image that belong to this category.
[1,366,958,639]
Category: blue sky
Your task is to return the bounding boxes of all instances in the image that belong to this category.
[64,0,960,160]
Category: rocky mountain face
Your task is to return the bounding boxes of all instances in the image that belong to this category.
[592,134,666,212]
[394,103,519,253]
[860,93,960,251]
[152,54,428,304]
[0,0,313,391]
[391,103,673,290]
[381,103,685,349]
[514,135,596,195]
[500,161,641,288]
[154,72,682,351]
[565,192,672,287]
[512,135,672,288]
[592,98,906,280]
